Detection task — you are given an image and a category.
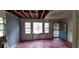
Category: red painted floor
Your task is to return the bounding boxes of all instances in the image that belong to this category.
[16,38,72,48]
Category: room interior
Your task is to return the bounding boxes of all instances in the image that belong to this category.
[0,10,78,48]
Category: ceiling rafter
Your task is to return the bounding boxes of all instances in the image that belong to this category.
[40,10,45,19]
[22,10,29,18]
[14,10,25,18]
[29,10,33,18]
[36,10,38,19]
[43,11,49,19]
[7,10,49,19]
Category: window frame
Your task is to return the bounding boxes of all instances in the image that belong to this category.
[33,22,43,34]
[44,22,49,33]
[25,22,31,34]
[0,17,5,37]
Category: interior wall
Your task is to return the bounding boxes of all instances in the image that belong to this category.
[76,11,79,47]
[6,12,20,48]
[20,19,53,41]
[71,11,77,48]
[58,17,73,42]
[62,15,73,43]
[0,10,6,17]
[67,18,73,42]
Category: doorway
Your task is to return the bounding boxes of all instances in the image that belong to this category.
[53,22,68,40]
[53,23,60,38]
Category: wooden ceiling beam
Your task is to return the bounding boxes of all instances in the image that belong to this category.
[29,10,33,18]
[36,10,38,19]
[40,10,45,19]
[22,10,29,18]
[43,11,49,19]
[14,10,25,18]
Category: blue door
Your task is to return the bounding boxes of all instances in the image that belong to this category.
[59,23,67,40]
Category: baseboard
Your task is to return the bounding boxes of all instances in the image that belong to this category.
[60,37,72,43]
[20,38,53,42]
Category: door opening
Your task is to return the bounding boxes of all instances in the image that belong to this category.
[53,23,60,38]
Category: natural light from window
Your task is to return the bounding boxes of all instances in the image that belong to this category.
[25,22,31,34]
[44,23,49,33]
[33,22,43,34]
[0,17,4,37]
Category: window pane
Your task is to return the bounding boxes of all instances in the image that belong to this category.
[25,29,31,34]
[25,22,30,26]
[54,23,59,30]
[33,22,43,34]
[0,24,4,29]
[0,31,3,37]
[45,23,49,26]
[44,23,49,33]
[0,17,3,23]
[0,17,4,37]
[25,22,31,34]
[45,31,49,33]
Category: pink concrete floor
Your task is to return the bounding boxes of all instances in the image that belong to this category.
[16,38,72,48]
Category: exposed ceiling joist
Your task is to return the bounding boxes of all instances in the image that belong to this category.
[14,10,25,18]
[22,10,29,18]
[7,10,49,19]
[40,10,45,19]
[29,10,33,18]
[36,10,38,19]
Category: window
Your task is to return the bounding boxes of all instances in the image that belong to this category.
[0,17,4,37]
[33,22,43,34]
[44,23,49,33]
[25,22,31,34]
